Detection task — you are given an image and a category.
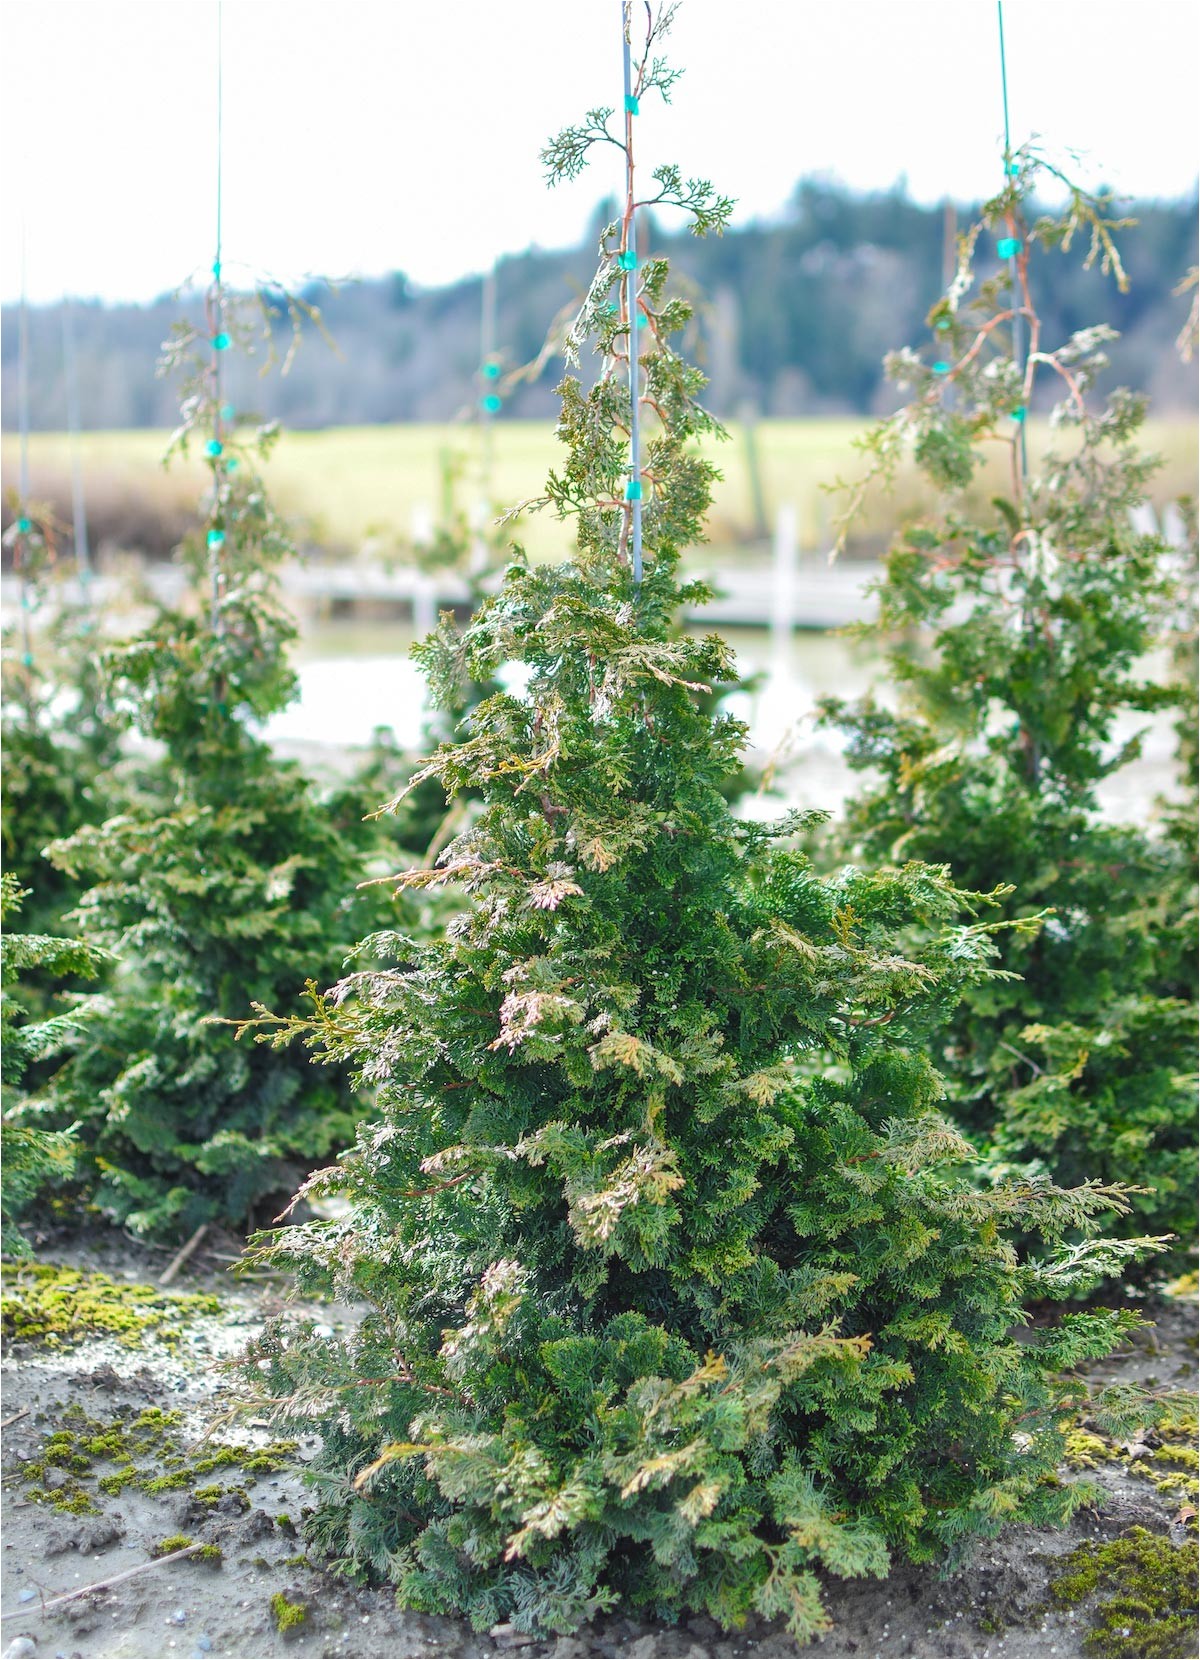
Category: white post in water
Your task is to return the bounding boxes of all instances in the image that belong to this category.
[771,503,798,670]
[410,502,437,636]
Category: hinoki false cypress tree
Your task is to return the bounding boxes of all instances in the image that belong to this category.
[42,301,396,1238]
[1,508,126,948]
[0,874,110,1258]
[237,16,1160,1641]
[820,154,1198,1254]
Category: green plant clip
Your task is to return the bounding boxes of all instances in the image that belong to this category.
[625,478,643,501]
[212,333,231,351]
[481,394,502,415]
[624,94,639,114]
[617,250,637,271]
[997,237,1021,259]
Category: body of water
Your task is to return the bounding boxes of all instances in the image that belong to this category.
[268,619,1180,827]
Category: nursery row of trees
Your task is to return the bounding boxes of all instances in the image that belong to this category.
[2,3,1195,1641]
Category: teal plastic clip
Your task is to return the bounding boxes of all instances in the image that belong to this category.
[1011,406,1027,423]
[212,259,222,279]
[1005,161,1020,177]
[482,362,501,380]
[617,250,637,271]
[625,479,643,501]
[22,652,33,668]
[206,440,224,458]
[481,393,502,415]
[207,529,226,550]
[932,362,950,375]
[997,237,1021,259]
[624,94,639,114]
[220,402,235,420]
[212,332,231,350]
[16,517,31,533]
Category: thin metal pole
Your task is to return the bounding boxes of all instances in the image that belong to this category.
[209,0,225,635]
[621,2,643,583]
[17,229,34,674]
[480,264,496,497]
[997,1,1028,482]
[472,264,499,575]
[61,300,93,593]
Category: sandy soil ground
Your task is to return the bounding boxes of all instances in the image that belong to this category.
[2,1231,1195,1660]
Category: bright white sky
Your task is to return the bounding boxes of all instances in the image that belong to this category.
[2,0,1196,306]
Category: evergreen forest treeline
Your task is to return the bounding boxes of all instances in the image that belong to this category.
[2,178,1196,431]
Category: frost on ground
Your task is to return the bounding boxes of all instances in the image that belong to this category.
[2,1231,1196,1660]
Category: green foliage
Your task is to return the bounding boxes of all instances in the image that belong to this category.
[821,153,1197,1255]
[1,507,128,947]
[1,874,111,1257]
[38,303,398,1239]
[234,33,1159,1644]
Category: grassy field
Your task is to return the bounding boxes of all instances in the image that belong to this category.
[4,416,1196,564]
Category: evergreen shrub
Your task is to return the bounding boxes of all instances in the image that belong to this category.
[42,308,400,1238]
[820,156,1198,1254]
[1,511,128,946]
[0,874,111,1257]
[236,17,1162,1641]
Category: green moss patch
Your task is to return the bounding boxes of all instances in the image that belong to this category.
[16,1400,299,1520]
[1047,1528,1199,1658]
[1062,1391,1199,1509]
[151,1534,223,1564]
[270,1592,308,1633]
[1,1263,219,1352]
[152,1533,195,1556]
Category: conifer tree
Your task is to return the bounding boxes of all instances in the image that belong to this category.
[0,874,110,1258]
[41,299,398,1239]
[1,508,127,946]
[235,14,1162,1641]
[820,155,1197,1254]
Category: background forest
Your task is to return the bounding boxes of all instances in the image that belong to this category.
[1,180,1196,432]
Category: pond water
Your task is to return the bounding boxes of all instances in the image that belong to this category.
[266,619,1179,826]
[266,621,875,753]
